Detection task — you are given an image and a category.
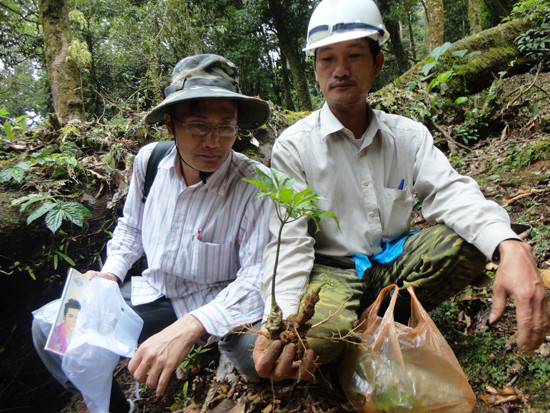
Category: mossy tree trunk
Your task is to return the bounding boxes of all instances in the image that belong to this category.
[426,0,445,51]
[267,0,313,112]
[281,53,296,112]
[379,1,410,74]
[468,0,483,34]
[389,19,530,99]
[39,0,85,123]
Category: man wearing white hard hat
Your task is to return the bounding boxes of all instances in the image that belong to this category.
[253,0,549,381]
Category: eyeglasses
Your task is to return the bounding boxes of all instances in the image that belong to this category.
[175,120,239,138]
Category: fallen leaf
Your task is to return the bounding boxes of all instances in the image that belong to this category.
[540,269,550,287]
[534,342,550,357]
[502,385,517,395]
[261,404,273,413]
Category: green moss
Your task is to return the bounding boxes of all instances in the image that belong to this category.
[282,110,311,126]
[519,139,550,165]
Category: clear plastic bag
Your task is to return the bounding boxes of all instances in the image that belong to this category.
[339,284,476,413]
[32,298,61,336]
[62,277,143,413]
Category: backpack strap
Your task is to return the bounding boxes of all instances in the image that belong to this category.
[142,141,175,202]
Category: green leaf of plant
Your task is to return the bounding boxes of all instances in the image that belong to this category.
[437,70,453,83]
[45,208,64,233]
[451,49,468,58]
[421,61,437,76]
[12,193,53,211]
[60,202,92,227]
[278,187,294,205]
[271,168,294,190]
[3,121,13,138]
[430,42,451,61]
[427,78,439,92]
[26,202,56,225]
[257,168,277,192]
[242,177,268,193]
[56,251,75,266]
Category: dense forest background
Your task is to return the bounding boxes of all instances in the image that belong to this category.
[1,0,549,412]
[1,0,522,123]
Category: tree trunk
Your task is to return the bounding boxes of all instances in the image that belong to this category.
[280,53,296,111]
[268,0,312,111]
[468,0,482,34]
[426,0,444,50]
[39,0,85,122]
[408,11,417,62]
[387,20,410,74]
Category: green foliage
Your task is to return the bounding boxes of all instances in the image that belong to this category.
[509,0,550,70]
[177,345,212,371]
[44,230,76,270]
[422,43,481,94]
[283,110,311,126]
[0,1,49,121]
[0,161,31,183]
[67,39,92,69]
[174,346,212,408]
[244,168,339,234]
[482,139,550,177]
[0,108,28,139]
[11,193,91,233]
[1,140,84,184]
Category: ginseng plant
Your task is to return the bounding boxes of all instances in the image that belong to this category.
[244,167,339,357]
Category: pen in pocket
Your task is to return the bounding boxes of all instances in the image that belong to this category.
[398,178,405,190]
[193,228,202,240]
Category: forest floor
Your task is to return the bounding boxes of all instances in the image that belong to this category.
[58,73,550,413]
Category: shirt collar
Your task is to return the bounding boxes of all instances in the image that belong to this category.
[320,103,382,149]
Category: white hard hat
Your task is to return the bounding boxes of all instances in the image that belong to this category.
[303,0,390,55]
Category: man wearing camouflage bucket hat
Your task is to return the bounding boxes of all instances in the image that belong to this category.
[31,54,272,412]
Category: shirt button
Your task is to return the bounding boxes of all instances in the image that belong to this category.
[368,211,376,218]
[362,181,370,187]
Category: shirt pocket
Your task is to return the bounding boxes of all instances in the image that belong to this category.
[379,186,414,238]
[190,239,237,284]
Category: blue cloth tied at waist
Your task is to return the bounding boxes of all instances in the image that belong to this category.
[351,230,420,279]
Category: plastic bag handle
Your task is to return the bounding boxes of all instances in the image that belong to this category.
[363,284,400,319]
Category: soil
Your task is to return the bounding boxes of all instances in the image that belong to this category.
[0,71,549,413]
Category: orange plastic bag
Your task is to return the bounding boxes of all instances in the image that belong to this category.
[339,284,476,412]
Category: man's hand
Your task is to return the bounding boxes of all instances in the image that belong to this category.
[490,240,550,353]
[128,315,206,397]
[83,270,119,283]
[253,325,316,382]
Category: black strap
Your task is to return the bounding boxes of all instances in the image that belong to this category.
[142,141,175,202]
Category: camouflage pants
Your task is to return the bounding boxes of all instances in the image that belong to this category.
[301,224,488,365]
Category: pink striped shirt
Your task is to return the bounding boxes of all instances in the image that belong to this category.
[102,143,271,338]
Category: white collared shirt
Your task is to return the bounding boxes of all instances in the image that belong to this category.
[102,143,271,337]
[262,103,518,319]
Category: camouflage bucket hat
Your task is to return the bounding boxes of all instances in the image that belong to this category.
[144,54,270,129]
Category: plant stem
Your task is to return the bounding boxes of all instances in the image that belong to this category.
[271,216,285,310]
